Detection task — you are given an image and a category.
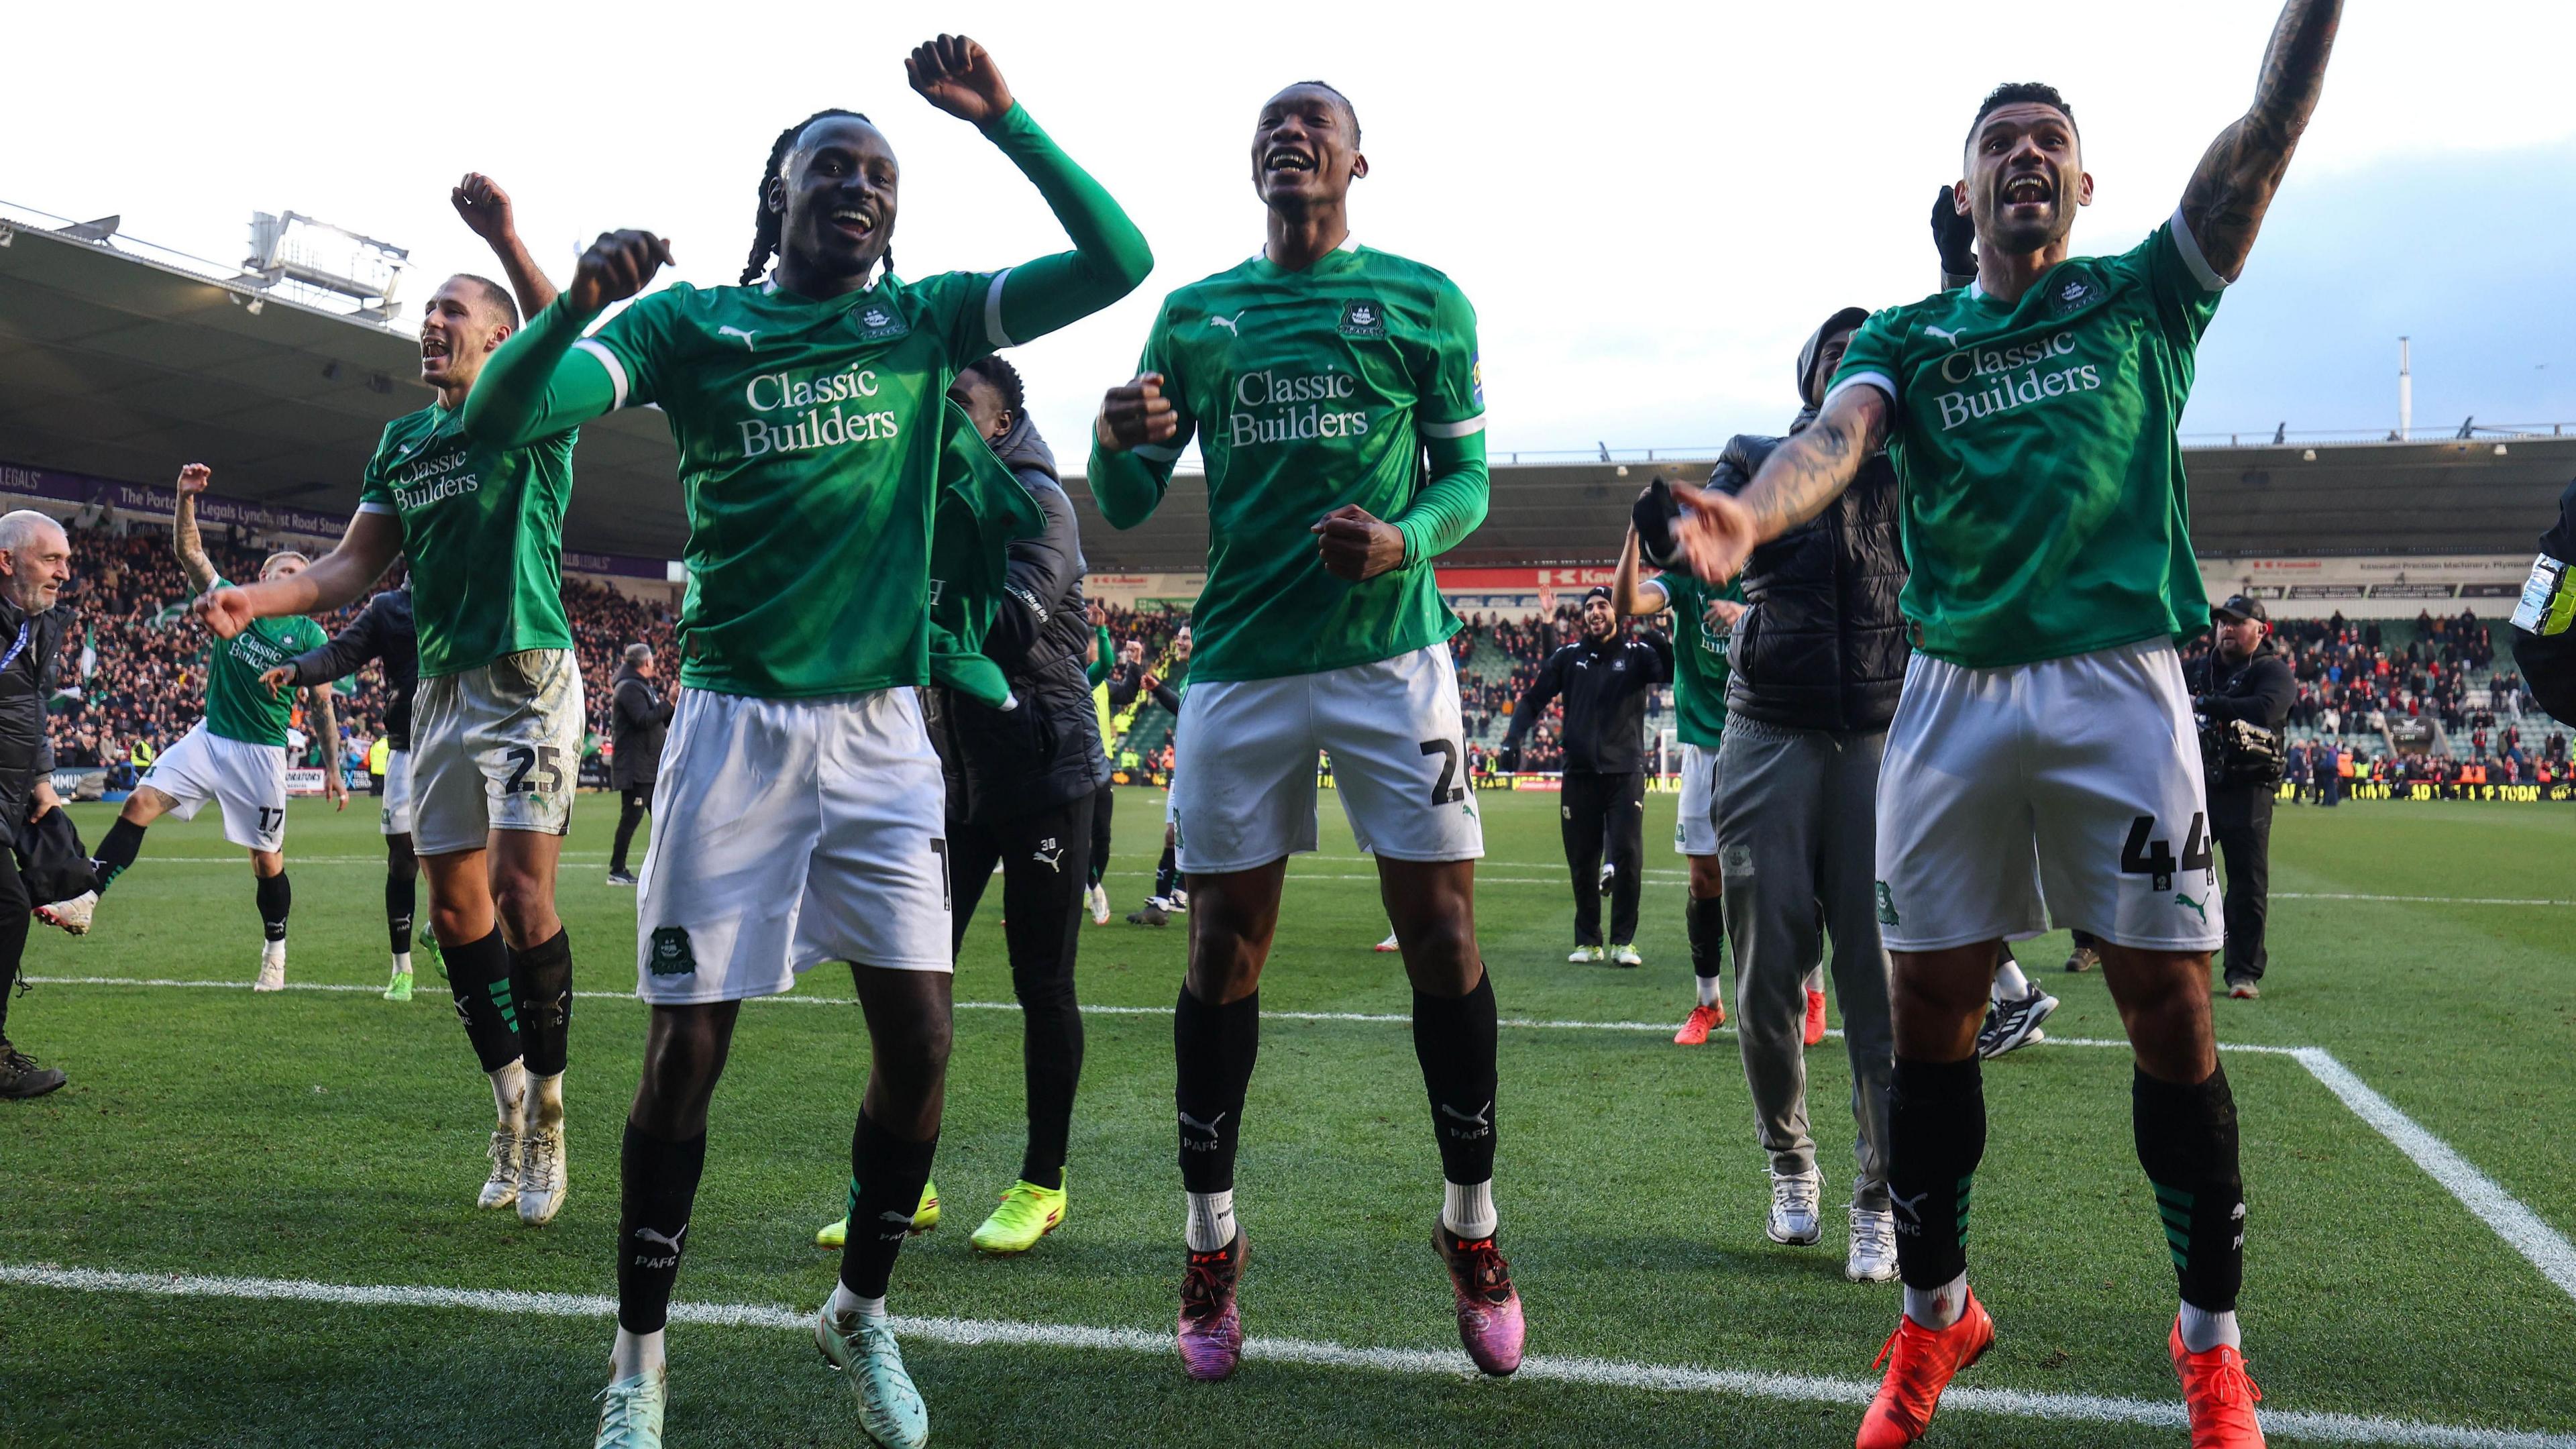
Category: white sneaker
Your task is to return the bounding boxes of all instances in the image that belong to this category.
[253,945,286,992]
[1087,884,1111,926]
[518,1117,567,1226]
[816,1304,929,1449]
[1169,888,1189,913]
[1846,1206,1898,1281]
[1568,945,1605,963]
[479,1124,523,1210]
[1768,1169,1824,1246]
[34,890,96,936]
[1374,932,1401,953]
[592,1364,667,1448]
[1609,943,1644,968]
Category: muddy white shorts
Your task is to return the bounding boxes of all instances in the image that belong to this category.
[1171,645,1484,873]
[409,649,585,857]
[380,747,413,837]
[1874,639,2224,953]
[1673,741,1721,857]
[141,722,289,853]
[634,687,952,1004]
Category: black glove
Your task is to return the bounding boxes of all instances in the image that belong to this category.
[1495,744,1522,773]
[1933,184,1978,283]
[1631,478,1685,569]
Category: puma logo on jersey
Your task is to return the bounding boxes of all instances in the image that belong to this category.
[1924,324,1965,344]
[1207,311,1246,335]
[718,325,759,351]
[2175,892,2209,923]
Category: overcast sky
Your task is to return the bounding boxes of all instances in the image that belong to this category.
[15,0,2573,465]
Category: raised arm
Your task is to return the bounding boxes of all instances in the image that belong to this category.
[461,230,672,447]
[1673,384,1889,584]
[1611,527,1670,618]
[906,36,1152,345]
[2178,0,2343,282]
[170,464,220,594]
[452,173,559,317]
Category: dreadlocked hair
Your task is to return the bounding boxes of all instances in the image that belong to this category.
[741,108,883,286]
[957,354,1026,418]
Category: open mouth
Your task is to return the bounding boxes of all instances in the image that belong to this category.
[1263,147,1317,177]
[419,335,451,364]
[828,207,879,243]
[2002,174,2052,209]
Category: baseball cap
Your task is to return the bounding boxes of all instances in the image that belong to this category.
[1584,585,1613,604]
[2212,594,2268,623]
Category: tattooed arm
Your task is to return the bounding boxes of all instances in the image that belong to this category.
[2178,0,2343,282]
[1671,384,1890,585]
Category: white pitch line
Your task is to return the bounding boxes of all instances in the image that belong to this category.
[2291,1049,2576,1301]
[2270,892,2571,908]
[0,1263,2565,1448]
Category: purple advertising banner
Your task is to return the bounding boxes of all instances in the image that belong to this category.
[1,460,669,579]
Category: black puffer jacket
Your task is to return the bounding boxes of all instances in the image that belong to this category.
[925,413,1111,824]
[1709,307,1909,734]
[0,594,70,847]
[2512,476,2576,727]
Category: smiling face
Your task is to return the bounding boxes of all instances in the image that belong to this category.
[1960,102,2092,258]
[1251,84,1365,214]
[417,276,513,395]
[1581,595,1616,640]
[773,115,899,289]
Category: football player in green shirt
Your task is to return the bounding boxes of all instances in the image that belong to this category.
[459,36,1148,1449]
[1673,5,2342,1444]
[91,466,338,991]
[201,172,585,1233]
[1089,81,1521,1384]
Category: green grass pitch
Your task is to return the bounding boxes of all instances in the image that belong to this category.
[1,788,2571,1447]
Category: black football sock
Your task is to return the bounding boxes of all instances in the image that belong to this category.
[1174,985,1258,1196]
[509,928,574,1078]
[91,818,146,895]
[385,837,417,958]
[616,1123,706,1334]
[1155,843,1180,900]
[840,1112,939,1299]
[1685,892,1726,992]
[1888,1056,1986,1320]
[1412,973,1499,1189]
[445,928,522,1073]
[2134,1064,2246,1318]
[254,872,291,943]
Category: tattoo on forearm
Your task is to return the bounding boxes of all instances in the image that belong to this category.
[1740,397,1882,539]
[2181,0,2341,280]
[174,498,217,592]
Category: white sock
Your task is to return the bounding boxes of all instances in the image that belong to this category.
[263,938,286,963]
[489,1059,527,1126]
[1442,1179,1497,1239]
[1903,1271,1970,1330]
[1992,959,2033,1002]
[1803,965,1824,995]
[826,1281,888,1320]
[391,951,412,977]
[2177,1303,2241,1353]
[1186,1190,1236,1252]
[527,1069,566,1129]
[609,1327,663,1379]
[1695,975,1722,1008]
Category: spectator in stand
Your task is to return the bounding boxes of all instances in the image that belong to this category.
[607,643,672,887]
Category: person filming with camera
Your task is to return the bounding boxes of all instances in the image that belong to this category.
[2189,594,2293,999]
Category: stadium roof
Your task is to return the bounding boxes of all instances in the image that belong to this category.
[7,209,2570,571]
[0,213,686,559]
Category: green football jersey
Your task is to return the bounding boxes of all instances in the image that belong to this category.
[1827,214,2226,669]
[201,578,329,747]
[356,400,576,676]
[577,270,1010,698]
[1651,570,1739,749]
[1096,243,1487,683]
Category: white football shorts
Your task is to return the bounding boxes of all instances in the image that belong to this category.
[140,722,290,853]
[380,747,413,838]
[1673,741,1720,857]
[409,649,585,857]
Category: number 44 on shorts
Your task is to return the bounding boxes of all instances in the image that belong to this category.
[2119,812,2213,894]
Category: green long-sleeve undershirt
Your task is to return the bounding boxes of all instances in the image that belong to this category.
[464,101,1151,448]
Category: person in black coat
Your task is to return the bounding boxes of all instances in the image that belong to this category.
[2510,476,2576,727]
[1498,586,1672,961]
[270,582,422,997]
[2189,595,2296,997]
[606,643,672,885]
[0,511,76,1098]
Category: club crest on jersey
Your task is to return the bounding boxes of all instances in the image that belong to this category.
[647,926,696,976]
[1338,299,1386,339]
[2049,275,2098,317]
[853,303,911,342]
